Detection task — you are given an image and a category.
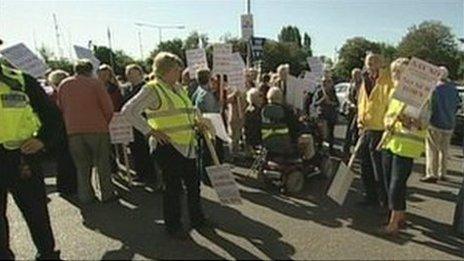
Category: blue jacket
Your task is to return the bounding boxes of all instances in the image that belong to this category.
[429,82,459,130]
[191,85,221,113]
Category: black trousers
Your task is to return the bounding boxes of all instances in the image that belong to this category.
[56,137,77,195]
[130,130,156,182]
[0,148,57,259]
[344,113,359,153]
[154,144,204,232]
[358,130,388,204]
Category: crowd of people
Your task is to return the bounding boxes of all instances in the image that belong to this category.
[0,35,463,259]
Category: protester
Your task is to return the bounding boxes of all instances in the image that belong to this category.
[380,57,428,235]
[58,59,116,204]
[183,68,199,99]
[275,64,290,102]
[343,68,362,154]
[258,73,271,100]
[422,67,460,183]
[314,76,339,151]
[244,87,264,149]
[98,64,123,111]
[123,64,158,184]
[0,62,61,259]
[357,53,392,207]
[246,68,258,89]
[47,69,78,196]
[122,52,211,239]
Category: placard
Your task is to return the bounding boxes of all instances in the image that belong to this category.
[73,45,100,73]
[0,43,48,78]
[392,57,443,108]
[307,56,324,78]
[286,75,307,110]
[227,52,246,92]
[212,43,233,74]
[206,164,242,205]
[241,14,254,41]
[327,162,355,205]
[202,113,232,143]
[185,48,208,78]
[109,113,134,144]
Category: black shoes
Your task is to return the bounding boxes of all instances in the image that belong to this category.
[420,176,438,183]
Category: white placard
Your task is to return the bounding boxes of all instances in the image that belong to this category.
[286,75,307,110]
[73,45,100,72]
[0,43,48,78]
[202,113,232,143]
[392,57,443,108]
[327,162,355,205]
[186,48,208,78]
[206,164,242,205]
[109,113,134,144]
[303,71,319,93]
[213,43,233,75]
[227,53,246,92]
[307,56,324,78]
[241,14,254,41]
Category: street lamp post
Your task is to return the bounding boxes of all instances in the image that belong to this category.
[135,22,185,48]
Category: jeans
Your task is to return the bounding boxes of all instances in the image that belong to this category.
[154,144,205,232]
[358,130,387,203]
[382,150,414,211]
[68,133,115,203]
[0,148,58,259]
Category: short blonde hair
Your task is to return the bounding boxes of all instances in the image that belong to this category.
[439,66,449,80]
[267,86,283,104]
[48,69,69,87]
[152,52,183,77]
[125,64,143,77]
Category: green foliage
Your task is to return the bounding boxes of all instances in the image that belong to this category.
[37,45,73,74]
[303,33,313,57]
[397,20,461,80]
[262,40,309,75]
[93,46,135,76]
[278,26,302,48]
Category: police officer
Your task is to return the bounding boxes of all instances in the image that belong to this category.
[122,52,211,239]
[0,40,62,259]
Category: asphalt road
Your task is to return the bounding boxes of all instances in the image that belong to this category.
[7,125,464,260]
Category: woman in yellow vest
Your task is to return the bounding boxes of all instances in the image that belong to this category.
[122,52,211,240]
[380,58,427,236]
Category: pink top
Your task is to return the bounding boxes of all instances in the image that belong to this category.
[58,75,114,135]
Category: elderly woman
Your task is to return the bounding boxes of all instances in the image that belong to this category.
[98,64,123,111]
[47,69,69,104]
[380,58,428,235]
[244,88,264,149]
[314,76,339,151]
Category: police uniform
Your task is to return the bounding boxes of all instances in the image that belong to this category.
[0,65,62,259]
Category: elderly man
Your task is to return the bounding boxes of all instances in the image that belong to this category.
[58,59,116,204]
[357,53,393,208]
[421,67,460,183]
[275,64,290,103]
[122,52,210,239]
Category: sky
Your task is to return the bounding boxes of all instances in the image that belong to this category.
[1,0,463,61]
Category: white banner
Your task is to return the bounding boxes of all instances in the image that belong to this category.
[327,162,355,205]
[392,57,443,108]
[241,14,254,41]
[202,113,232,143]
[185,48,208,78]
[213,43,233,75]
[73,45,101,72]
[307,56,324,78]
[109,113,134,145]
[0,43,48,78]
[227,53,246,92]
[286,75,308,110]
[206,164,242,205]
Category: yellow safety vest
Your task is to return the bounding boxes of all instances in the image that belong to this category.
[145,80,197,146]
[383,98,426,159]
[0,65,41,150]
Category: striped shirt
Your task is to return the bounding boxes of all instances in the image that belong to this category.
[121,85,196,159]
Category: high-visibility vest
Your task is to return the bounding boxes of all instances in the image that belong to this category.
[261,104,290,140]
[383,98,426,159]
[145,80,197,146]
[0,65,41,150]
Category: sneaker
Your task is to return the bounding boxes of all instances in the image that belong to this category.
[420,176,438,183]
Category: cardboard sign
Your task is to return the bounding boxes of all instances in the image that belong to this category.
[109,113,134,144]
[227,53,246,92]
[303,71,319,93]
[286,75,307,110]
[202,113,232,143]
[213,44,233,74]
[206,164,242,205]
[392,57,443,108]
[0,43,48,78]
[327,161,355,205]
[73,45,100,73]
[241,14,254,41]
[185,48,208,78]
[307,56,324,78]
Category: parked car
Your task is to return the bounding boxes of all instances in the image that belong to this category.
[334,82,350,115]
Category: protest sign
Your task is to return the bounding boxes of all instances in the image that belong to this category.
[286,75,307,110]
[241,14,254,41]
[327,161,355,205]
[109,113,134,145]
[302,71,319,93]
[73,45,100,72]
[307,56,324,78]
[0,43,48,78]
[206,164,242,205]
[202,113,232,143]
[186,48,208,78]
[227,53,246,92]
[212,43,233,74]
[392,57,443,108]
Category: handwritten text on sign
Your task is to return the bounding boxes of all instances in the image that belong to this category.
[213,44,233,74]
[109,113,134,144]
[186,48,208,78]
[206,164,242,205]
[0,43,48,78]
[392,57,443,108]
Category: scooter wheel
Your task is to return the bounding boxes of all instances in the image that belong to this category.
[285,171,305,193]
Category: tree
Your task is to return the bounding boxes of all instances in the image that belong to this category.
[278,26,302,47]
[303,33,313,57]
[397,20,461,79]
[146,39,185,70]
[184,31,209,50]
[262,40,308,75]
[93,46,136,76]
[38,45,73,73]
